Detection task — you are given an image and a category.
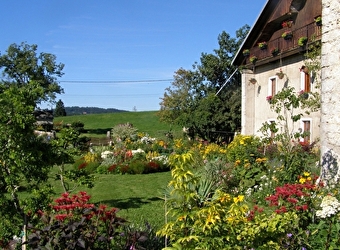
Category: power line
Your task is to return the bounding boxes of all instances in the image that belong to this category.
[59,79,173,84]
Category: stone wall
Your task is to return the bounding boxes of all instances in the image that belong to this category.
[320,0,340,182]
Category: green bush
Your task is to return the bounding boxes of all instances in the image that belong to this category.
[111,123,138,143]
[128,160,146,174]
[84,161,101,174]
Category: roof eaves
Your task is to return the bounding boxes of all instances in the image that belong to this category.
[231,0,271,67]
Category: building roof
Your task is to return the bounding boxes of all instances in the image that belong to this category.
[232,0,319,67]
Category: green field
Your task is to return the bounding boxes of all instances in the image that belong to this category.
[54,111,182,140]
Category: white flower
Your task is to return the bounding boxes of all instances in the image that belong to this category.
[140,136,156,144]
[316,195,340,218]
[151,155,168,164]
[260,175,268,180]
[131,148,145,155]
[13,235,21,243]
[245,188,252,196]
[101,150,114,159]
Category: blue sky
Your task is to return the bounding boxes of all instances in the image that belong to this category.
[0,0,265,111]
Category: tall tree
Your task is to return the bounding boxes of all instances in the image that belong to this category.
[158,25,249,142]
[0,42,64,247]
[54,99,67,117]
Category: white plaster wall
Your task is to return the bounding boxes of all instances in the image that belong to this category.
[320,0,340,181]
[242,57,321,142]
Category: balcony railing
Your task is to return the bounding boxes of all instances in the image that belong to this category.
[245,22,321,65]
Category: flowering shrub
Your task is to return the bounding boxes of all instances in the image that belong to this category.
[199,142,227,160]
[26,192,126,249]
[316,195,340,218]
[26,192,164,249]
[158,152,303,249]
[111,123,138,145]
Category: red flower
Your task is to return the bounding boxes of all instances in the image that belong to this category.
[108,164,117,172]
[78,162,88,169]
[55,214,68,221]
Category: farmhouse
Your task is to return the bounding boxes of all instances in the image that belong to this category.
[232,0,322,144]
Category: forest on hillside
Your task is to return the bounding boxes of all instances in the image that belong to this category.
[65,106,128,115]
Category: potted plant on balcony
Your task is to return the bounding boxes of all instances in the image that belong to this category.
[243,49,250,57]
[282,20,293,28]
[271,48,280,56]
[249,78,257,84]
[266,95,273,103]
[258,41,268,50]
[298,36,308,47]
[276,69,285,79]
[282,31,293,40]
[315,16,322,26]
[249,55,258,64]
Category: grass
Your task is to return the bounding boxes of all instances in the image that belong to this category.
[49,164,172,230]
[54,111,182,139]
[87,172,172,227]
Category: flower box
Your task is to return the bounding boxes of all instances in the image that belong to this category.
[282,20,293,28]
[276,70,285,79]
[249,56,258,64]
[315,16,322,26]
[282,31,293,40]
[243,49,250,57]
[298,37,308,47]
[271,48,280,56]
[258,42,268,50]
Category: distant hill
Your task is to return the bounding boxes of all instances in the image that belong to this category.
[65,106,128,116]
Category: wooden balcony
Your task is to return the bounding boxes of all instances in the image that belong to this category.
[244,22,321,67]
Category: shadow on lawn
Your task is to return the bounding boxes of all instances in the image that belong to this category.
[86,128,112,135]
[99,196,162,209]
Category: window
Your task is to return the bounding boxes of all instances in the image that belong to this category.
[268,77,277,97]
[300,119,311,144]
[300,66,311,92]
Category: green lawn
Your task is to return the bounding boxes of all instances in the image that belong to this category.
[50,170,172,229]
[54,111,182,139]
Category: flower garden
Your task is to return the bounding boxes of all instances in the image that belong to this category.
[19,122,340,249]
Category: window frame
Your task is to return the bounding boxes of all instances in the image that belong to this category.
[268,76,278,98]
[300,119,312,143]
[300,70,312,93]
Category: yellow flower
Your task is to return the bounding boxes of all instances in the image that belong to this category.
[233,195,244,203]
[226,217,234,223]
[307,177,312,181]
[219,194,231,203]
[174,139,183,148]
[235,160,241,166]
[178,216,186,221]
[303,172,310,177]
[255,157,267,163]
[299,178,306,184]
